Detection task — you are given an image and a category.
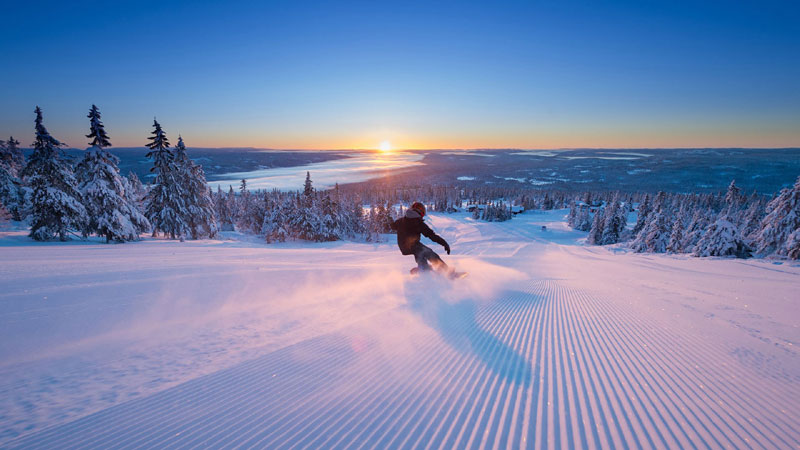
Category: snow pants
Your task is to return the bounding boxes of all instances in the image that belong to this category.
[412,242,448,272]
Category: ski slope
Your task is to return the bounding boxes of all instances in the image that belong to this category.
[1,211,798,448]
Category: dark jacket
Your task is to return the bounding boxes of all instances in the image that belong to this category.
[390,209,447,255]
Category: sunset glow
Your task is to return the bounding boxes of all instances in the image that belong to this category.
[379,140,392,152]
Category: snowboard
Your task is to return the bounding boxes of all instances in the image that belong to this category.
[410,267,468,280]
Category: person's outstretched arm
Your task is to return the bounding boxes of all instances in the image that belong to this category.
[421,223,451,254]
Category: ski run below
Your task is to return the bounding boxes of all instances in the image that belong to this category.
[1,210,798,448]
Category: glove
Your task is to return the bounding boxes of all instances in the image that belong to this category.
[443,242,451,255]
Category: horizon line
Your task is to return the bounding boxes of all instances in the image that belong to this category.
[30,145,800,152]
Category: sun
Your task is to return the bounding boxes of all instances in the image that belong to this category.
[379,140,392,152]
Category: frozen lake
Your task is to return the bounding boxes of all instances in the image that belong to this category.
[208,152,424,191]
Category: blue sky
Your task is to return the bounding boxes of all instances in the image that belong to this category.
[1,0,798,149]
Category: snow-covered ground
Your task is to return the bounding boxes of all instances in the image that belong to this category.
[1,211,798,448]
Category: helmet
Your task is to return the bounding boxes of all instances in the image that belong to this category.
[411,202,426,217]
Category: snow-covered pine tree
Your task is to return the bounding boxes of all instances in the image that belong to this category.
[290,191,319,241]
[723,180,743,218]
[330,183,352,239]
[740,199,765,245]
[0,136,24,176]
[235,179,259,232]
[303,171,313,198]
[215,185,235,231]
[0,137,25,221]
[483,203,493,221]
[86,104,111,148]
[346,199,365,237]
[542,193,554,210]
[786,229,800,260]
[693,215,749,258]
[225,185,237,229]
[262,196,291,242]
[631,192,669,253]
[314,192,338,241]
[144,119,188,239]
[587,206,605,245]
[755,175,800,258]
[126,171,146,205]
[499,203,513,221]
[0,164,22,221]
[682,208,709,253]
[375,202,394,232]
[22,107,88,241]
[632,194,651,236]
[75,105,150,242]
[173,136,217,239]
[601,196,626,245]
[573,205,592,231]
[666,215,685,253]
[367,203,395,240]
[567,200,578,227]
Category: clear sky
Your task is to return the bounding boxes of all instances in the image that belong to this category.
[2,0,799,149]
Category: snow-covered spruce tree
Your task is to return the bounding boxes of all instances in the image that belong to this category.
[693,215,749,258]
[740,199,765,244]
[225,185,237,229]
[303,171,313,198]
[126,171,146,206]
[373,202,394,232]
[723,179,744,221]
[666,215,685,253]
[632,194,651,236]
[631,192,669,253]
[144,119,188,239]
[290,191,319,241]
[330,184,353,239]
[0,137,25,221]
[499,203,513,221]
[567,200,578,227]
[682,208,710,253]
[21,107,87,241]
[364,206,386,242]
[86,104,111,148]
[0,165,23,221]
[601,196,626,245]
[341,198,365,238]
[542,193,554,210]
[1,136,23,176]
[755,175,800,258]
[587,206,605,245]
[786,229,800,260]
[75,105,150,242]
[314,192,339,241]
[236,179,260,233]
[215,185,235,231]
[481,203,491,221]
[262,196,291,242]
[573,205,592,231]
[174,136,217,239]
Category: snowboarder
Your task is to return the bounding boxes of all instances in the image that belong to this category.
[391,202,461,277]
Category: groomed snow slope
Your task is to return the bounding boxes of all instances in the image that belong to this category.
[1,211,798,448]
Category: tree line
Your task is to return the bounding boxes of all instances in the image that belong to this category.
[567,180,800,259]
[0,106,217,242]
[0,106,389,243]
